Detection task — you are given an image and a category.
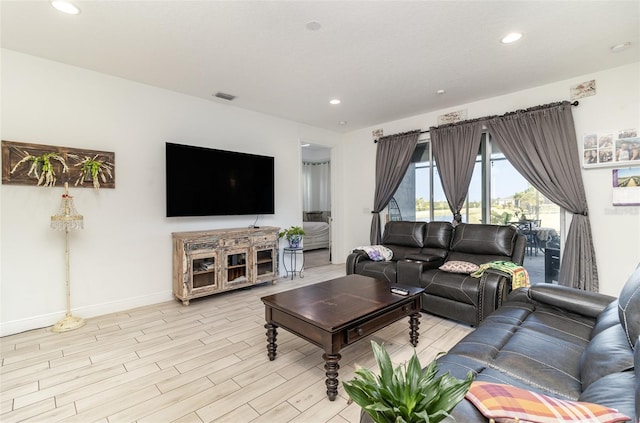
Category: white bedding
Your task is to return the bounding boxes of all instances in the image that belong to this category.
[303,221,330,251]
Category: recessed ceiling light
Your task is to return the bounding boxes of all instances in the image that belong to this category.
[339,121,347,126]
[329,99,341,105]
[611,42,631,53]
[306,21,322,31]
[501,32,523,44]
[50,0,80,15]
[301,143,311,147]
[436,89,446,95]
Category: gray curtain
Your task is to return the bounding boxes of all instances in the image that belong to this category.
[430,122,482,226]
[370,130,420,244]
[486,101,598,291]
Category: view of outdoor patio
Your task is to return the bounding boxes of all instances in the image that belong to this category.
[393,140,561,285]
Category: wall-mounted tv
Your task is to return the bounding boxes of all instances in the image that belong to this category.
[166,142,275,217]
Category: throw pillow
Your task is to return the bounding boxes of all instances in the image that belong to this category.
[465,381,630,423]
[439,260,479,274]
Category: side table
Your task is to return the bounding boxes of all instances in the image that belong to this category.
[282,247,304,280]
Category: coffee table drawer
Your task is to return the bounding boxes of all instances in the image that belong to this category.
[346,299,419,344]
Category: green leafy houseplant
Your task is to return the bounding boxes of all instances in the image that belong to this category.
[278,226,306,248]
[343,341,473,423]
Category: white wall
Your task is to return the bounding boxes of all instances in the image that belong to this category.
[0,49,340,336]
[338,62,640,297]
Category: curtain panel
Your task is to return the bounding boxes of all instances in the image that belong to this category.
[370,130,420,244]
[485,101,598,291]
[430,122,483,226]
[302,161,331,212]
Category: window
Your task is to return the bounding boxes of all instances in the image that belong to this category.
[392,133,562,284]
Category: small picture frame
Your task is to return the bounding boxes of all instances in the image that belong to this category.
[612,167,640,206]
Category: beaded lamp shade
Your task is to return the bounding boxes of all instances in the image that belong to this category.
[51,183,83,231]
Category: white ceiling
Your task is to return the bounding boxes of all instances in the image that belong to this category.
[1,1,638,133]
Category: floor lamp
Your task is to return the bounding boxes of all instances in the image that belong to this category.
[51,182,85,332]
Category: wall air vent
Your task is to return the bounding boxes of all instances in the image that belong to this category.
[214,92,236,101]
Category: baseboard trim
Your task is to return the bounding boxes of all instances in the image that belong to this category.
[0,291,174,337]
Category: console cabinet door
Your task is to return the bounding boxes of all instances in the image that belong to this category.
[253,244,277,283]
[190,251,220,294]
[222,248,251,290]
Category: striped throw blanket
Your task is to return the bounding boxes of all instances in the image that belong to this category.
[470,260,530,289]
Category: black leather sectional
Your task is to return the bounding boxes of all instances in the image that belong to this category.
[361,265,640,422]
[346,221,526,326]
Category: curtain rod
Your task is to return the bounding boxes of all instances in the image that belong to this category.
[374,100,579,142]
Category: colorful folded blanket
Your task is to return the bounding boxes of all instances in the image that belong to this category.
[351,245,393,262]
[471,260,530,289]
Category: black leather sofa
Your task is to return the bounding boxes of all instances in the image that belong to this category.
[346,221,526,326]
[361,265,640,422]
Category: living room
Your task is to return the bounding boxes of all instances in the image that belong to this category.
[1,1,639,421]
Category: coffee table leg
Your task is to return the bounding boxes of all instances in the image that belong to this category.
[265,323,278,361]
[322,352,341,401]
[409,312,420,347]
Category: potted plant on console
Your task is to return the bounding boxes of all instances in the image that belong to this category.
[279,225,306,249]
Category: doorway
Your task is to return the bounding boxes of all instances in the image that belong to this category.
[301,143,332,268]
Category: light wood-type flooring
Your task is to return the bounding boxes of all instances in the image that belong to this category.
[0,264,473,423]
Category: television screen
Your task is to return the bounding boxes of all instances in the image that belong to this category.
[166,142,275,217]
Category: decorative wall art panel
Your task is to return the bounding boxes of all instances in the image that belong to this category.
[2,140,115,189]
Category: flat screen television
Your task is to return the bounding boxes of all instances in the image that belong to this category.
[166,142,275,217]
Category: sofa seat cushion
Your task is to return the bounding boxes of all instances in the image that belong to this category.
[488,327,584,399]
[421,269,481,306]
[354,261,396,283]
[437,299,598,400]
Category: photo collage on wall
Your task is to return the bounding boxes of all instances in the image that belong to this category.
[583,129,640,168]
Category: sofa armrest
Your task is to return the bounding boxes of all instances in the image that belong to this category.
[507,284,616,318]
[346,250,370,275]
[478,270,511,324]
[396,257,444,286]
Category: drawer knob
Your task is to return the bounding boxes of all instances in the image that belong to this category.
[402,305,409,313]
[356,328,363,336]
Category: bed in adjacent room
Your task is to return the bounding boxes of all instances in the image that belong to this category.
[302,211,331,251]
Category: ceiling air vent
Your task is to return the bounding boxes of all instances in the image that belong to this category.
[214,92,236,101]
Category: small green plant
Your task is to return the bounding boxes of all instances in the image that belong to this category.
[278,225,305,241]
[69,154,114,190]
[343,341,473,423]
[10,150,68,187]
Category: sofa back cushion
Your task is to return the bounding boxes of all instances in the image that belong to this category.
[618,264,640,348]
[450,223,517,257]
[382,221,426,248]
[424,222,453,249]
[579,304,634,390]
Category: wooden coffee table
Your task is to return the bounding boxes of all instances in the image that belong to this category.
[261,274,424,401]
